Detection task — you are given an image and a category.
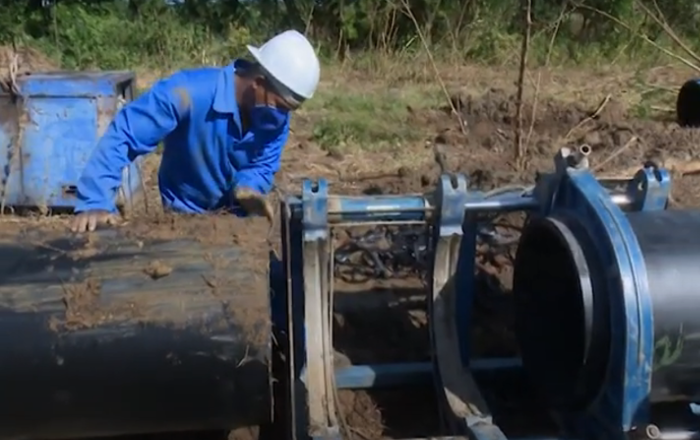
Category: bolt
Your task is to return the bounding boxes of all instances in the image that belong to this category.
[629,424,661,440]
[645,424,661,440]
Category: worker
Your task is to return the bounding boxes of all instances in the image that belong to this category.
[71,30,321,233]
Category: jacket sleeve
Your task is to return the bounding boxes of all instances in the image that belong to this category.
[233,117,289,195]
[75,75,188,213]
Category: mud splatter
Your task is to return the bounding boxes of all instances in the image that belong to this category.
[143,260,173,279]
[52,278,142,331]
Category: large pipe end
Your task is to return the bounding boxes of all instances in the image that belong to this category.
[677,79,700,127]
[513,216,609,410]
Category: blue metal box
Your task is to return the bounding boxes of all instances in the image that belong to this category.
[0,71,142,212]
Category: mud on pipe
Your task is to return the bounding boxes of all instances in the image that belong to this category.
[0,227,272,440]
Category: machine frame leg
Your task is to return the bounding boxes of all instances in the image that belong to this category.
[429,174,508,440]
[279,181,341,440]
[295,179,340,440]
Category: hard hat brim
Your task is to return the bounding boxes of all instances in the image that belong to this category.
[246,44,307,104]
[246,45,264,66]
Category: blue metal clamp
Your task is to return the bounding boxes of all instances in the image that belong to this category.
[300,179,341,440]
[626,165,671,212]
[537,153,670,440]
[429,174,509,440]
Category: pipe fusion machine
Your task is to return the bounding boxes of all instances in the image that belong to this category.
[276,145,700,440]
[1,145,699,440]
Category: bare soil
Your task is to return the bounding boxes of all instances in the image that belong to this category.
[3,86,700,439]
[301,89,700,200]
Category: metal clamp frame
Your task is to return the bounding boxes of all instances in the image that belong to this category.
[277,149,672,440]
[626,166,671,212]
[278,179,341,440]
[300,179,340,440]
[429,174,508,440]
[535,153,671,440]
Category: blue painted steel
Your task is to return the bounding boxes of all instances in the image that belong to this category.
[300,180,341,440]
[281,157,675,440]
[16,71,135,97]
[458,201,478,367]
[434,174,469,235]
[286,182,630,225]
[335,194,428,221]
[288,192,539,224]
[0,71,141,210]
[464,191,539,212]
[302,179,329,240]
[333,358,523,389]
[533,160,664,440]
[626,167,671,211]
[428,174,509,440]
[334,363,432,389]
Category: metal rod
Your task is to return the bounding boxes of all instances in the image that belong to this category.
[287,189,633,224]
[334,362,431,389]
[611,192,632,207]
[464,194,538,212]
[332,220,426,228]
[328,195,431,223]
[334,357,522,389]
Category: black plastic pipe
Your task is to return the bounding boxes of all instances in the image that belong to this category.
[514,209,700,409]
[0,229,271,440]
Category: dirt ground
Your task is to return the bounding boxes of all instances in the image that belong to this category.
[3,66,700,439]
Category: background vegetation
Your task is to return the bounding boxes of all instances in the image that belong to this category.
[0,0,696,71]
[0,0,694,155]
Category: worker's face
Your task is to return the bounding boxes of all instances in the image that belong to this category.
[246,76,294,113]
[242,76,293,132]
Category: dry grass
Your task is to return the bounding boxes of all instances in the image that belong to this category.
[125,57,696,183]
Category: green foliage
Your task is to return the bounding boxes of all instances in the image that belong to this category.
[305,86,441,151]
[0,0,697,70]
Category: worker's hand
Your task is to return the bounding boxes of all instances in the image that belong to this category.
[234,187,274,222]
[70,210,118,233]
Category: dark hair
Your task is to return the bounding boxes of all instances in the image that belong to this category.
[241,61,265,79]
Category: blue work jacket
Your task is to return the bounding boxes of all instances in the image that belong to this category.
[75,59,290,213]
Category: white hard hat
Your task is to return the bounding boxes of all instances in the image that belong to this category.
[247,30,320,102]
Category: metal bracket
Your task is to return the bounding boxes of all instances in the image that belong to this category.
[535,146,593,214]
[554,145,592,172]
[626,165,671,212]
[549,168,653,439]
[301,179,341,440]
[429,174,508,440]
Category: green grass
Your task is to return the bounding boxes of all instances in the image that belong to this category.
[300,84,444,153]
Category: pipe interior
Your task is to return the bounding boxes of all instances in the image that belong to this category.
[513,217,592,409]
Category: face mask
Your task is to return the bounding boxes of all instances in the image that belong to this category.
[251,105,288,132]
